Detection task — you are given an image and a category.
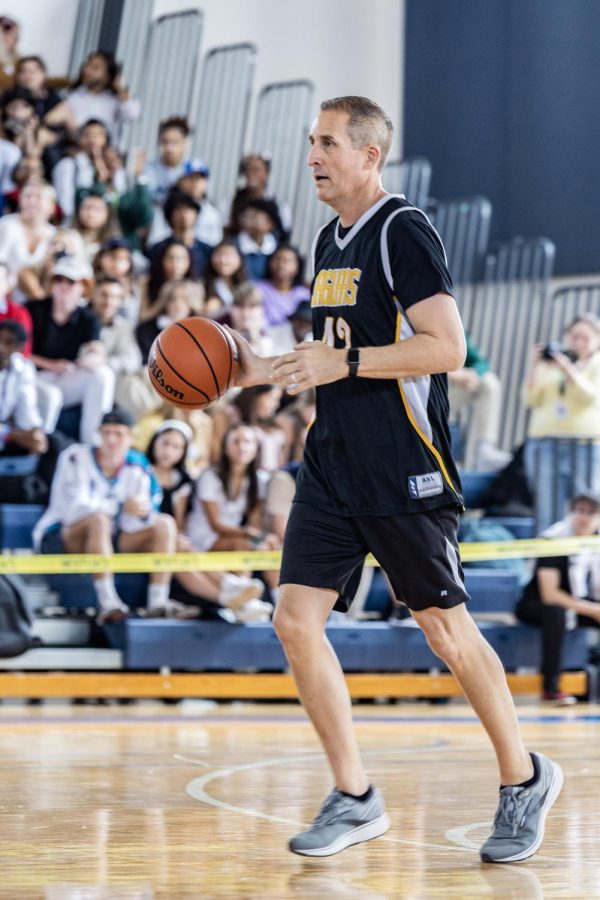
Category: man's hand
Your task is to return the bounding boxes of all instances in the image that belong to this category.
[270,341,346,396]
[7,428,48,454]
[223,326,272,388]
[50,359,76,374]
[123,496,151,517]
[448,368,480,392]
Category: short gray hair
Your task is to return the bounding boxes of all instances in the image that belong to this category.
[320,96,393,171]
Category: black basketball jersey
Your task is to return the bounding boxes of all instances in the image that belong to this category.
[294,193,464,516]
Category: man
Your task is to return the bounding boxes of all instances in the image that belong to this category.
[32,407,184,623]
[227,96,562,862]
[143,116,190,206]
[516,490,600,705]
[148,190,213,277]
[27,255,115,443]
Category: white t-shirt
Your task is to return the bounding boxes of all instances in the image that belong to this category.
[0,214,56,281]
[185,466,268,551]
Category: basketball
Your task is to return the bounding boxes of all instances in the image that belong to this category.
[148,316,240,408]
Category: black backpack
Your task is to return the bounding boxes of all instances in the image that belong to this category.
[0,574,36,657]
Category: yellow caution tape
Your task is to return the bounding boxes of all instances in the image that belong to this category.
[0,536,599,575]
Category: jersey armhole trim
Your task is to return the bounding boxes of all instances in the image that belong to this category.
[380,205,449,293]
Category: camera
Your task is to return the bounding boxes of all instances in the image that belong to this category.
[541,342,578,363]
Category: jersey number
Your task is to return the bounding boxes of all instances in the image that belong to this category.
[322,316,352,348]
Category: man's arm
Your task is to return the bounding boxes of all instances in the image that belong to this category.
[537,567,600,621]
[268,293,466,396]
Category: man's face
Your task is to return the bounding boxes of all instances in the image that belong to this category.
[178,173,206,201]
[307,110,373,209]
[159,128,187,166]
[171,205,198,232]
[51,276,85,315]
[100,424,132,458]
[92,283,124,322]
[571,502,600,537]
[0,329,21,370]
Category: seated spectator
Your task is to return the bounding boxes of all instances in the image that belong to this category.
[277,388,316,463]
[447,333,509,471]
[143,116,190,207]
[65,52,140,147]
[3,154,44,213]
[113,147,154,253]
[225,152,291,242]
[141,237,194,320]
[0,86,46,160]
[148,158,223,249]
[32,407,187,622]
[0,181,56,298]
[256,244,310,326]
[523,314,600,531]
[0,259,32,353]
[135,278,205,365]
[74,192,116,262]
[146,419,267,620]
[148,190,212,279]
[18,226,87,301]
[27,255,115,442]
[93,237,139,321]
[516,490,600,705]
[269,298,313,355]
[203,239,248,316]
[226,384,287,473]
[0,15,19,93]
[14,56,75,173]
[0,319,47,456]
[185,424,279,615]
[217,281,273,356]
[134,401,212,476]
[52,119,126,224]
[236,199,280,281]
[90,275,142,381]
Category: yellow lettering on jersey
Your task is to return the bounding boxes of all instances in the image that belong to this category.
[312,268,361,307]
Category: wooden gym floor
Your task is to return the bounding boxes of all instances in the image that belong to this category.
[0,700,599,899]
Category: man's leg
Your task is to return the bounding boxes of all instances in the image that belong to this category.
[413,603,531,784]
[273,584,390,857]
[62,513,126,618]
[413,602,563,863]
[273,584,368,795]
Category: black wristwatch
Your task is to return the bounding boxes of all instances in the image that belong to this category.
[346,347,360,378]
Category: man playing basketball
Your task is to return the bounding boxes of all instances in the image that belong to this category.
[227,96,563,862]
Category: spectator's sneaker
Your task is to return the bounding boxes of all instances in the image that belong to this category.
[289,787,390,857]
[145,599,201,619]
[542,690,577,706]
[480,752,563,863]
[96,603,129,625]
[233,598,273,623]
[218,574,264,610]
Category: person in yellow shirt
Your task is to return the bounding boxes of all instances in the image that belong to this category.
[523,313,600,530]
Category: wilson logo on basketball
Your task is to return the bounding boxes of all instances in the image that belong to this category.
[149,355,185,401]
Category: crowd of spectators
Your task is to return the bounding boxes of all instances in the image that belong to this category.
[1,20,599,652]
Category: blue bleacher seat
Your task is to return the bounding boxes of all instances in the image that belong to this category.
[0,455,39,476]
[464,569,521,613]
[459,471,495,508]
[0,504,45,550]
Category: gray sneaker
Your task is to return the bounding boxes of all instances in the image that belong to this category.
[289,787,390,857]
[480,752,563,863]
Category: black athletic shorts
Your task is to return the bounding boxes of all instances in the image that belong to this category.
[279,501,469,613]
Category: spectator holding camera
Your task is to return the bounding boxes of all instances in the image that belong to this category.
[523,314,600,531]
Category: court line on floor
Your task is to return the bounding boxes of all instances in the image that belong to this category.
[186,741,482,855]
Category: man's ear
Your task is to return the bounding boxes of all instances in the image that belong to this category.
[365,144,381,170]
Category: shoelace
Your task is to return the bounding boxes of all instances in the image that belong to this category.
[312,791,359,827]
[492,787,530,838]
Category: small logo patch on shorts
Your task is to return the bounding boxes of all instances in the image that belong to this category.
[408,471,443,499]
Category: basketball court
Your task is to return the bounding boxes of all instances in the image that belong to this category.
[1,699,599,898]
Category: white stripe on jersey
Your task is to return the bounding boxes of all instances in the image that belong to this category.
[380,203,448,292]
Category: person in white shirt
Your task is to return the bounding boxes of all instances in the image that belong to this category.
[0,182,56,292]
[142,116,190,206]
[147,159,223,248]
[33,407,186,623]
[65,51,140,147]
[0,319,47,455]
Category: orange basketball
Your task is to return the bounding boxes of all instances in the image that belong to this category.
[148,317,240,409]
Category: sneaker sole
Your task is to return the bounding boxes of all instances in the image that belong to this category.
[289,813,391,857]
[480,759,564,863]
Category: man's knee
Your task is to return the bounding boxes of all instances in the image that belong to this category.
[415,606,468,667]
[272,586,329,648]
